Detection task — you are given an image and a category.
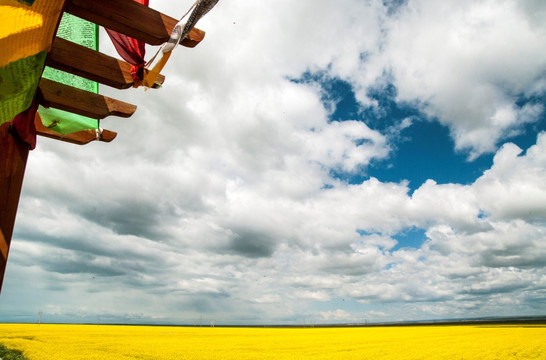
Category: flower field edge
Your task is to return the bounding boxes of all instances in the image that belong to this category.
[0,343,29,360]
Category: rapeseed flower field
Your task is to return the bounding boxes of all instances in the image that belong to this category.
[0,323,544,359]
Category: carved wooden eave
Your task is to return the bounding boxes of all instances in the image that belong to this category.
[0,0,208,292]
[39,0,206,143]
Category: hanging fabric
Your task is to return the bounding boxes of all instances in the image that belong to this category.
[13,90,41,150]
[39,13,100,136]
[142,0,220,88]
[0,0,65,148]
[106,0,149,87]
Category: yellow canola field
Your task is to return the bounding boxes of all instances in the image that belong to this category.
[0,323,545,360]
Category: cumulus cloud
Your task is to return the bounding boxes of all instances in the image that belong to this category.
[1,0,545,324]
[323,0,546,158]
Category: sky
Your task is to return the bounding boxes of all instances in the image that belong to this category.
[1,0,546,325]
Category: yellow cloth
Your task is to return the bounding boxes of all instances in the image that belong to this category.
[142,51,172,89]
[0,0,65,67]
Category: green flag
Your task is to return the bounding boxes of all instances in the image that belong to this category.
[39,13,100,135]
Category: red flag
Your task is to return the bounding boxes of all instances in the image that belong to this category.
[105,0,149,86]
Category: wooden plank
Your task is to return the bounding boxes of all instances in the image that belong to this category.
[35,113,117,145]
[180,27,206,48]
[0,122,30,293]
[47,37,165,89]
[65,0,206,47]
[39,78,137,119]
[48,37,132,89]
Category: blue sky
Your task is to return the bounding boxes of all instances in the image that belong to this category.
[307,73,546,193]
[1,0,546,325]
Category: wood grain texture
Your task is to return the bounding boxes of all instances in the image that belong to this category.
[35,113,117,145]
[39,78,137,119]
[65,0,206,46]
[47,37,165,89]
[0,122,30,293]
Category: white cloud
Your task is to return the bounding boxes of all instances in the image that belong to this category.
[1,0,545,324]
[474,134,546,222]
[378,0,546,157]
[300,120,389,173]
[319,309,352,322]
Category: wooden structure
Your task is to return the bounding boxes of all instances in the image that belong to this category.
[0,0,208,292]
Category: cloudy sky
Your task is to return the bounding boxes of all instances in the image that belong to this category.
[2,0,546,325]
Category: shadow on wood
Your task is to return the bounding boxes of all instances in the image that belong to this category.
[40,78,137,119]
[65,0,206,46]
[35,113,117,145]
[0,122,30,293]
[47,37,165,89]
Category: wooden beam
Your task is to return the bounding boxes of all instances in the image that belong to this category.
[47,37,165,89]
[39,78,137,119]
[65,0,206,47]
[35,113,117,145]
[48,37,131,89]
[179,27,206,48]
[0,122,30,293]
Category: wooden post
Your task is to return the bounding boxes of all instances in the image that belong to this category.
[0,121,30,293]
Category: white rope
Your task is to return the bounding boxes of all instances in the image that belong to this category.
[146,0,220,65]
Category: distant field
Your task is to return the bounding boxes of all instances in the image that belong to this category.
[0,323,545,359]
